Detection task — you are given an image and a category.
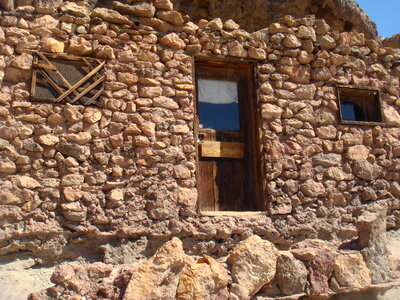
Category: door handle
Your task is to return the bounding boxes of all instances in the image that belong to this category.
[198,133,205,141]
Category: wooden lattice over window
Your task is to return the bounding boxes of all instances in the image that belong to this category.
[30,52,105,106]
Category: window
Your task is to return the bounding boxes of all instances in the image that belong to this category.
[195,59,263,212]
[197,79,240,130]
[337,86,382,124]
[30,52,105,106]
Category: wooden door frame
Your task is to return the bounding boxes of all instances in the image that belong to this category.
[192,55,265,214]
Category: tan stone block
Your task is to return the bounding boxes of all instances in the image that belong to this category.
[173,165,191,179]
[298,50,313,64]
[133,136,150,146]
[37,134,59,146]
[228,236,279,298]
[91,7,132,25]
[61,202,87,221]
[283,35,302,48]
[107,189,124,202]
[317,35,336,50]
[276,251,308,295]
[269,23,292,34]
[346,145,370,160]
[160,33,186,50]
[277,65,310,83]
[209,18,223,30]
[0,160,16,174]
[63,186,83,202]
[153,96,179,110]
[314,19,330,35]
[224,19,240,30]
[248,47,266,60]
[138,86,162,98]
[140,122,155,137]
[114,1,155,17]
[61,174,84,186]
[297,25,316,41]
[125,124,142,135]
[383,104,400,126]
[261,103,283,120]
[42,38,64,53]
[14,175,41,189]
[95,45,115,60]
[177,256,228,298]
[123,238,186,300]
[171,124,189,134]
[175,187,197,207]
[300,179,326,197]
[154,0,173,10]
[333,252,371,288]
[68,36,92,55]
[138,51,159,63]
[156,10,184,26]
[83,109,102,124]
[60,1,89,17]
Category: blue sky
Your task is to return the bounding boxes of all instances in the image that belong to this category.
[354,0,400,38]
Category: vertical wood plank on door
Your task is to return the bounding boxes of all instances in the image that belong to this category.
[198,160,215,211]
[216,159,244,211]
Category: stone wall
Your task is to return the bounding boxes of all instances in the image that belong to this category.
[0,0,400,275]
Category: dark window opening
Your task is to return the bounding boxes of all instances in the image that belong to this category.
[30,52,105,106]
[338,87,382,123]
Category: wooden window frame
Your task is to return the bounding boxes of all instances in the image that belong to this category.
[194,56,265,214]
[337,86,384,126]
[30,52,105,106]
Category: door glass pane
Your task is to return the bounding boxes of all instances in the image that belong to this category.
[197,79,240,130]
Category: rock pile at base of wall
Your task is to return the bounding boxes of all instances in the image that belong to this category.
[29,204,400,299]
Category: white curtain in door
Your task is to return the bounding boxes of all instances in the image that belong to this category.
[198,79,238,104]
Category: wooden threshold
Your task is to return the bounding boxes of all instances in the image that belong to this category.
[200,211,265,217]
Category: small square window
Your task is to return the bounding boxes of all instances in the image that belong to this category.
[337,87,383,124]
[30,52,105,106]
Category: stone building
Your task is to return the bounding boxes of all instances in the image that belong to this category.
[0,0,400,298]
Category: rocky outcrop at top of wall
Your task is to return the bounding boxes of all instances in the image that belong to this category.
[384,34,400,49]
[0,0,378,39]
[171,0,378,39]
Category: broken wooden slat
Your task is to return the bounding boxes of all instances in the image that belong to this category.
[30,55,38,97]
[38,69,66,96]
[37,52,81,98]
[84,88,104,106]
[70,75,105,104]
[82,58,103,81]
[33,63,57,70]
[55,60,105,103]
[200,141,244,158]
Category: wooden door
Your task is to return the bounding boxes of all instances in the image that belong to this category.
[195,60,263,212]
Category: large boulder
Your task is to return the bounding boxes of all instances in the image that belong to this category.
[276,251,308,296]
[171,0,377,39]
[227,235,279,298]
[333,252,372,288]
[123,237,188,300]
[356,203,392,283]
[176,256,229,299]
[291,239,339,295]
[383,33,400,49]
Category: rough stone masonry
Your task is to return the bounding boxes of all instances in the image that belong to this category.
[0,0,399,298]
